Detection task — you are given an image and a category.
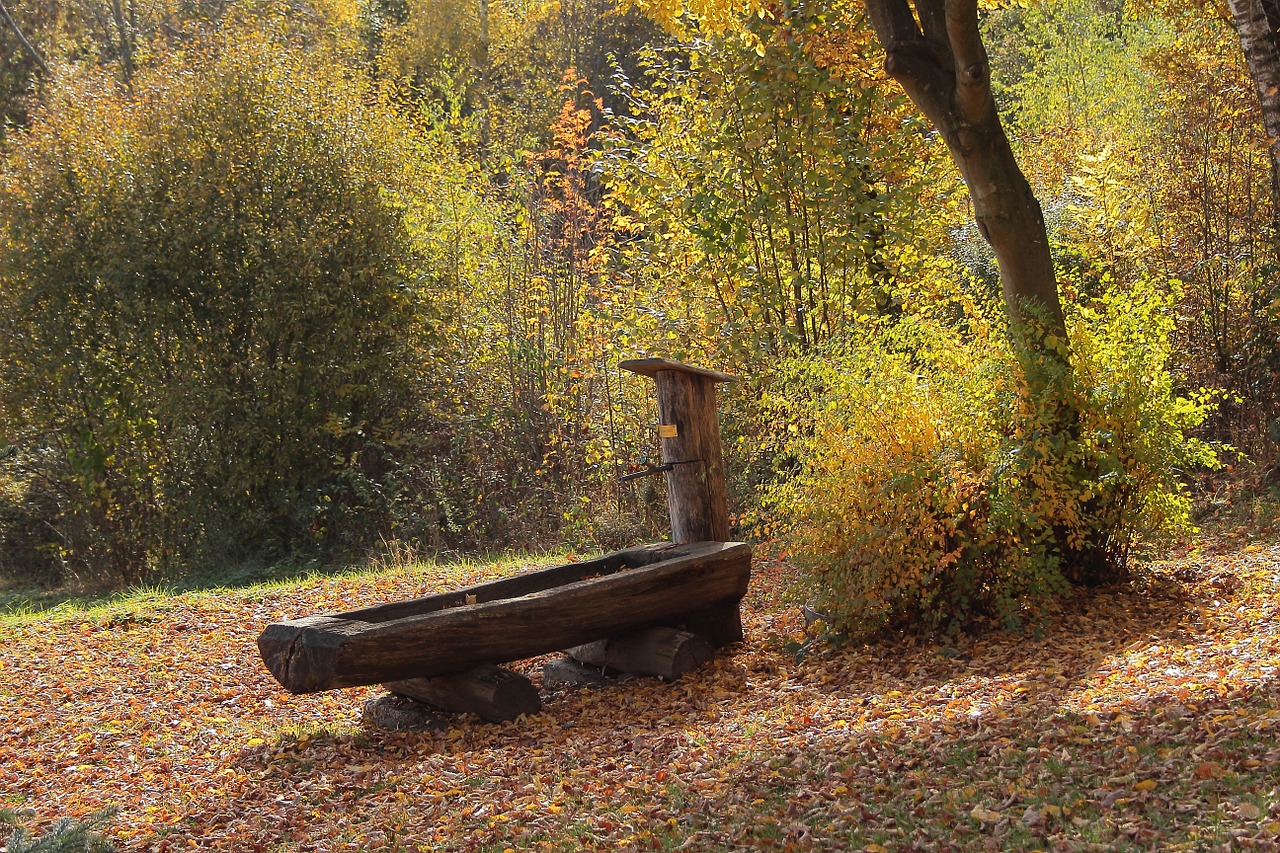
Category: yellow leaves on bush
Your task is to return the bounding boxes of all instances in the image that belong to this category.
[766,282,1218,640]
[624,0,766,36]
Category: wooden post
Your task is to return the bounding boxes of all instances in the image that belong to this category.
[619,358,734,543]
[620,358,743,646]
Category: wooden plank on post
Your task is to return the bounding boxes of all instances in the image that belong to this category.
[619,358,734,544]
[618,358,736,383]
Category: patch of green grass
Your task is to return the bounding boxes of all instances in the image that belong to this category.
[0,546,571,626]
[0,586,112,622]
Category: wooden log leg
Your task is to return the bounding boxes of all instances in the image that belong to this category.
[360,694,449,732]
[567,626,713,681]
[384,665,541,723]
[542,657,620,691]
[661,602,744,648]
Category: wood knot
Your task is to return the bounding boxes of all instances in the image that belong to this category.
[963,62,987,84]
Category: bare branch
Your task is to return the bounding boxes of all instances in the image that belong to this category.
[0,0,50,76]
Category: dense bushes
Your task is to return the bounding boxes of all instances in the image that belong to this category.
[0,34,429,584]
[0,0,1259,604]
[766,283,1219,639]
[0,28,671,588]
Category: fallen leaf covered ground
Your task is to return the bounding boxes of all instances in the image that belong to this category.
[2,537,1280,851]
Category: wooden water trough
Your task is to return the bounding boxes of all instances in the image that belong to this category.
[258,539,750,695]
[258,359,748,723]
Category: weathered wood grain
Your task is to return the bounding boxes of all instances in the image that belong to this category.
[620,359,733,544]
[258,540,750,694]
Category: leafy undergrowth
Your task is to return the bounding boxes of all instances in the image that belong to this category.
[2,539,1279,852]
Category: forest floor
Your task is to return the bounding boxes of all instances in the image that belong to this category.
[2,521,1280,851]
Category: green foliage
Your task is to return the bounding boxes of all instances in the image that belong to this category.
[0,0,56,144]
[0,0,1261,595]
[0,445,63,586]
[985,0,1171,158]
[766,283,1219,639]
[1,808,117,853]
[0,30,430,583]
[378,0,662,160]
[604,1,916,360]
[350,97,668,555]
[598,1,947,520]
[984,0,1279,463]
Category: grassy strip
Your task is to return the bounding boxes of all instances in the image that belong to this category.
[0,548,568,626]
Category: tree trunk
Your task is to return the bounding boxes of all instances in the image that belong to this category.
[1228,0,1280,239]
[477,0,491,160]
[860,0,1119,582]
[861,0,1066,345]
[109,0,135,89]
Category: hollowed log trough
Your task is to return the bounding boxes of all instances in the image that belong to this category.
[258,540,751,695]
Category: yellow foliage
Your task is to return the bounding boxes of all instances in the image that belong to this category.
[765,282,1219,639]
[621,0,764,35]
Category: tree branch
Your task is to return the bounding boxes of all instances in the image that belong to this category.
[861,0,1066,342]
[944,0,992,123]
[864,0,954,130]
[0,0,50,76]
[862,0,922,52]
[914,0,948,48]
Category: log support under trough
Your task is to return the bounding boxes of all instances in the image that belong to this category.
[385,665,541,723]
[567,626,713,681]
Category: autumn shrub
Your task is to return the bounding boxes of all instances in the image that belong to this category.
[0,33,432,584]
[766,284,1219,638]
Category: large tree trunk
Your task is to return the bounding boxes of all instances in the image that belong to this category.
[860,0,1125,583]
[861,0,1066,345]
[1228,0,1280,238]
